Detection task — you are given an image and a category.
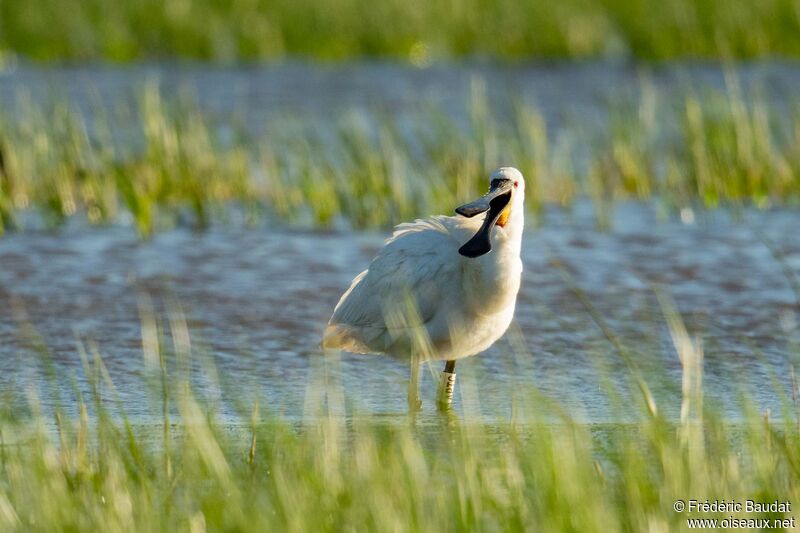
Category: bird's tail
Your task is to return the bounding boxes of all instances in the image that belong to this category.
[320,324,373,354]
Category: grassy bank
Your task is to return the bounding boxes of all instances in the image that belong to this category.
[1,298,798,531]
[1,81,799,237]
[1,0,800,63]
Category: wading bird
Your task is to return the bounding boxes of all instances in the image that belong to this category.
[323,167,524,410]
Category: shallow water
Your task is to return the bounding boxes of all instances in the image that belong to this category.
[1,61,799,422]
[3,60,800,133]
[1,202,798,423]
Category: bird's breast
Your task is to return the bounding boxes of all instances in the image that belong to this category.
[461,246,522,316]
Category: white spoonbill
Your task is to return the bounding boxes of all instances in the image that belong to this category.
[323,167,525,409]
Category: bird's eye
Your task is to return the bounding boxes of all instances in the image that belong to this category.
[513,181,519,188]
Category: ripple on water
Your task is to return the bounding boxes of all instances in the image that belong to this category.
[0,202,798,423]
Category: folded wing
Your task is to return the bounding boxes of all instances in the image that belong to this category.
[323,217,460,355]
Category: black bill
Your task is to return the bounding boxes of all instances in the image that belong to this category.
[455,178,513,258]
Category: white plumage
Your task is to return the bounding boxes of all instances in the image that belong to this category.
[323,167,525,368]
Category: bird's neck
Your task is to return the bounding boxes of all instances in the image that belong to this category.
[494,208,524,251]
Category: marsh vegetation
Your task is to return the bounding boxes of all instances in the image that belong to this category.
[2,1,800,529]
[1,295,799,531]
[2,0,800,63]
[2,72,800,237]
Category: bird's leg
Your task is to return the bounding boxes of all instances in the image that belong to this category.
[437,360,457,410]
[408,358,422,412]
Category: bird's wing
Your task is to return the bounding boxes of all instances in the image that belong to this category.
[324,217,460,353]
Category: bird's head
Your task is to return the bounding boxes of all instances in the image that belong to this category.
[455,167,525,258]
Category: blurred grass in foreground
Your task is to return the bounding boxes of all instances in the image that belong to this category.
[1,79,800,237]
[1,0,800,63]
[1,292,798,531]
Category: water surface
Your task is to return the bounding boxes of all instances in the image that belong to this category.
[1,61,799,423]
[3,60,800,132]
[1,202,798,423]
